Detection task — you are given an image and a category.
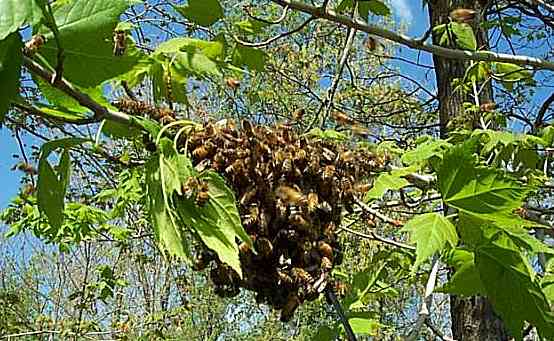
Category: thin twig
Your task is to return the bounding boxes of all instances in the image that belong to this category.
[325,287,357,341]
[244,4,289,24]
[340,225,415,251]
[353,196,403,227]
[233,17,314,47]
[270,0,554,71]
[405,258,440,341]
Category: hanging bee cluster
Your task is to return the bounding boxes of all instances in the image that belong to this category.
[113,97,176,124]
[183,119,385,321]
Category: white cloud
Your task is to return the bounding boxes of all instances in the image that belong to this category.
[390,0,413,23]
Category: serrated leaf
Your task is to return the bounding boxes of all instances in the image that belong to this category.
[174,0,223,27]
[439,142,531,216]
[0,0,44,40]
[450,22,477,50]
[39,0,144,87]
[0,33,23,121]
[402,213,458,269]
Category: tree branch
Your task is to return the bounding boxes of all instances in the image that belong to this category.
[405,258,440,341]
[22,56,133,125]
[270,0,554,71]
[534,91,554,130]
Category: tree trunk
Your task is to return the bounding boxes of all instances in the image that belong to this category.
[428,1,510,339]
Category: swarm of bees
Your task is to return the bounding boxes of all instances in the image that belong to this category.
[181,119,385,321]
[113,97,176,124]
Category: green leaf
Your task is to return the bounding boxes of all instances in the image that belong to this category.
[361,0,390,17]
[438,249,485,296]
[155,37,225,60]
[145,149,191,261]
[476,230,554,340]
[336,0,390,19]
[0,0,44,40]
[34,105,90,123]
[199,171,252,249]
[450,22,477,50]
[39,0,144,87]
[58,149,72,194]
[494,62,533,82]
[232,44,266,72]
[174,0,223,27]
[37,158,64,230]
[438,142,531,216]
[235,18,270,35]
[348,317,380,336]
[0,33,23,121]
[364,169,413,201]
[401,138,450,165]
[402,213,458,269]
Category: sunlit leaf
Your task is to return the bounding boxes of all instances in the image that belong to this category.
[174,0,223,27]
[402,213,458,269]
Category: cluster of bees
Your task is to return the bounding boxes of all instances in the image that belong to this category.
[181,119,385,321]
[113,97,176,125]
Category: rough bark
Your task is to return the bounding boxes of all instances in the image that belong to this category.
[428,1,510,340]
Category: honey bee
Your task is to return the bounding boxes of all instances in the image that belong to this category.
[291,267,313,285]
[292,108,305,121]
[320,256,333,271]
[338,150,354,164]
[192,145,210,160]
[225,159,244,175]
[355,183,371,193]
[480,101,497,112]
[195,181,210,206]
[351,125,370,138]
[239,240,252,254]
[321,147,336,162]
[181,177,199,199]
[333,281,350,297]
[450,8,476,23]
[241,119,255,137]
[317,241,333,259]
[21,183,36,198]
[282,157,293,173]
[290,213,310,229]
[277,271,294,287]
[275,198,288,218]
[16,162,37,175]
[280,293,301,322]
[256,237,273,257]
[243,204,259,226]
[236,148,250,159]
[331,111,355,125]
[294,149,307,163]
[240,187,257,206]
[24,34,45,55]
[113,30,126,56]
[306,192,319,212]
[258,208,270,235]
[365,36,379,51]
[226,78,241,89]
[322,222,336,239]
[275,186,306,206]
[321,165,336,180]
